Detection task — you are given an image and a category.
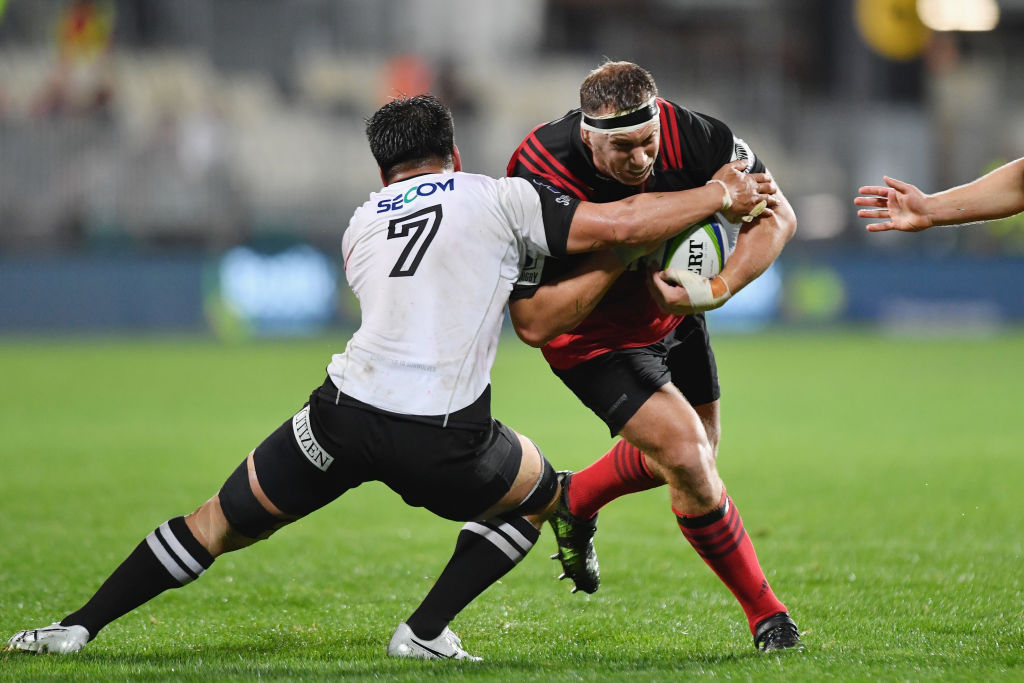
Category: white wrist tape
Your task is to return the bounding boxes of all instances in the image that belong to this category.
[663,270,732,311]
[705,178,732,211]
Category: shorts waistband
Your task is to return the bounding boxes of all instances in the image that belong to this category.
[316,377,492,430]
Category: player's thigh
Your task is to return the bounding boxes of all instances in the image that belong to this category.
[552,344,671,437]
[377,418,559,522]
[370,415,520,521]
[218,382,377,540]
[619,383,712,475]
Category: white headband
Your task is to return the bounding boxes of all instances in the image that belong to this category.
[580,97,660,135]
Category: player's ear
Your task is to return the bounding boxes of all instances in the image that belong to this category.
[452,144,462,172]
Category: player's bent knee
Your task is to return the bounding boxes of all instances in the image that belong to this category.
[505,454,558,520]
[218,457,287,540]
[654,433,716,471]
[671,449,717,481]
[186,496,256,556]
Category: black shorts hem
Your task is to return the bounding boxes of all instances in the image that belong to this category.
[553,315,720,436]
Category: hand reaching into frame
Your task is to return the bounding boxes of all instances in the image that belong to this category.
[855,176,932,232]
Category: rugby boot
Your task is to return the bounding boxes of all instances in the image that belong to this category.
[754,612,803,652]
[5,624,90,654]
[387,622,481,661]
[548,471,600,594]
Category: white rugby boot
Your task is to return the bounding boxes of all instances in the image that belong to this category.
[386,622,482,661]
[5,623,90,654]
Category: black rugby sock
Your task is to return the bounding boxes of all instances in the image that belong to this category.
[406,516,539,640]
[61,516,214,638]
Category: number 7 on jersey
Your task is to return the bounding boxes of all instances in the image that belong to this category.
[387,205,442,277]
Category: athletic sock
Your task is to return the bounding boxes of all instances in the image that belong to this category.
[405,516,540,640]
[567,439,661,519]
[60,516,215,638]
[674,492,787,633]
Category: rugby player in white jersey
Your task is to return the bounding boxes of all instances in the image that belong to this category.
[6,95,775,661]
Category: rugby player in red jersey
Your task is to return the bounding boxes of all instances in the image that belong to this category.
[507,61,801,652]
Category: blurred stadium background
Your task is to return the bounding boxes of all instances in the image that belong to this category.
[1,0,1023,337]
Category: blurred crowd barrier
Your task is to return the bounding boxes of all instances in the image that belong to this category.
[4,248,1023,337]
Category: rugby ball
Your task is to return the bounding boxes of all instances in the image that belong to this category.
[660,214,731,279]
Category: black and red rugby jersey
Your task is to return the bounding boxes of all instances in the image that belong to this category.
[508,98,765,370]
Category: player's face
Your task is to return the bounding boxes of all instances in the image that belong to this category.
[583,120,660,186]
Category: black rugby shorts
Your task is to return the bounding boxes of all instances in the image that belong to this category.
[553,314,720,436]
[248,378,523,522]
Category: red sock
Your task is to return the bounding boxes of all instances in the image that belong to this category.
[674,492,787,634]
[567,439,661,519]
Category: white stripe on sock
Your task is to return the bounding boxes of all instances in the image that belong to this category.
[145,531,193,585]
[463,521,529,563]
[157,522,206,577]
[495,521,533,554]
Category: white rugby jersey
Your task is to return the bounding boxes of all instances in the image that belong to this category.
[328,171,577,419]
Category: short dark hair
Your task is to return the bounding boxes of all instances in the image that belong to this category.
[365,95,455,179]
[579,61,658,116]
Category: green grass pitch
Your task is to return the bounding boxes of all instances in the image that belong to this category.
[1,330,1022,681]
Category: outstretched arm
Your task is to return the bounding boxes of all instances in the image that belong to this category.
[855,158,1024,232]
